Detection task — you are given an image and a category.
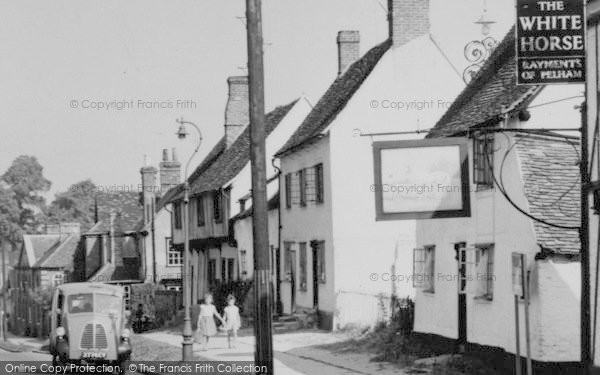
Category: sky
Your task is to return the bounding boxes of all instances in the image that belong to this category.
[0,0,515,200]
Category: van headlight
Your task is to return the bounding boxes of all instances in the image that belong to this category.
[56,326,66,338]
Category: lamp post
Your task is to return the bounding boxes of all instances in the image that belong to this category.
[175,118,202,361]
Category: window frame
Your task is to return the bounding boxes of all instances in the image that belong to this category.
[473,134,494,188]
[285,173,292,209]
[299,169,307,207]
[213,190,223,223]
[196,196,205,227]
[315,163,324,204]
[474,244,495,301]
[166,237,182,266]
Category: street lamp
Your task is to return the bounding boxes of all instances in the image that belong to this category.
[175,117,202,361]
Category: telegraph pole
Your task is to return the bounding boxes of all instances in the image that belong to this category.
[246,0,273,373]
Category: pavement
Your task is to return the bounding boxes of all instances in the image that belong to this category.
[142,330,408,375]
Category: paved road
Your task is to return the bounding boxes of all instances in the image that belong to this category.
[0,348,51,361]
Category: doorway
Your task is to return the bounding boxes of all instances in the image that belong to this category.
[456,242,467,352]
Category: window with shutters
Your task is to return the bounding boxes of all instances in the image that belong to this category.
[213,190,222,223]
[413,246,435,293]
[315,164,324,204]
[196,196,205,227]
[285,174,292,209]
[315,241,326,283]
[473,134,494,187]
[474,244,495,300]
[299,169,307,207]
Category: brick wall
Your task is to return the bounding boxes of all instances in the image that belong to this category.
[388,0,430,47]
[224,76,249,147]
[337,31,360,75]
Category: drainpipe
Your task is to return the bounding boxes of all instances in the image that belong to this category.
[271,157,283,316]
[151,199,157,283]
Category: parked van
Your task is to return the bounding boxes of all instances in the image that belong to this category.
[49,283,131,367]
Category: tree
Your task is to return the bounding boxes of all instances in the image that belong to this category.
[1,156,51,234]
[0,186,21,247]
[46,179,97,232]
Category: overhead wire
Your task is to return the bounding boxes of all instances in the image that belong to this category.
[478,127,580,230]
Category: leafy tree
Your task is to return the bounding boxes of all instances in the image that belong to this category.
[1,155,51,233]
[46,179,97,232]
[0,186,21,247]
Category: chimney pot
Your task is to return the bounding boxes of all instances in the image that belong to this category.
[388,0,430,48]
[337,30,360,76]
[162,149,169,162]
[172,148,178,162]
[225,76,249,148]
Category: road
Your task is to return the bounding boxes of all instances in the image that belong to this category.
[0,349,144,374]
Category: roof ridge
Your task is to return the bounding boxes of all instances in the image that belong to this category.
[275,38,392,156]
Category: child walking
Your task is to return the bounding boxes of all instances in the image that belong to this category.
[223,294,241,349]
[195,293,225,351]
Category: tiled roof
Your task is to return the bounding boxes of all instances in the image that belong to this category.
[91,191,143,232]
[171,100,298,201]
[37,234,80,269]
[231,193,279,221]
[428,26,537,138]
[27,235,61,263]
[515,134,580,254]
[276,39,392,156]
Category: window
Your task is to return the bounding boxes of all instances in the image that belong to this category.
[285,174,292,209]
[314,241,326,283]
[473,134,494,187]
[196,196,205,227]
[413,246,435,293]
[299,169,307,207]
[299,243,307,291]
[474,244,494,300]
[315,164,324,204]
[208,259,217,284]
[221,259,227,281]
[173,202,182,229]
[213,190,222,223]
[52,273,64,287]
[166,238,182,266]
[240,250,247,277]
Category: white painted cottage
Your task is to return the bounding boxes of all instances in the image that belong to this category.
[414,28,582,373]
[274,0,465,330]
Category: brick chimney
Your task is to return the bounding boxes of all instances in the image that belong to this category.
[140,154,158,224]
[109,211,124,267]
[388,0,430,48]
[337,31,360,76]
[224,76,249,148]
[159,148,181,194]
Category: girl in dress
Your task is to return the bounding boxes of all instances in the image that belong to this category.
[195,293,224,351]
[223,294,241,349]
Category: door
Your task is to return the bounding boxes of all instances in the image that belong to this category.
[290,250,297,313]
[456,243,467,352]
[312,244,319,309]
